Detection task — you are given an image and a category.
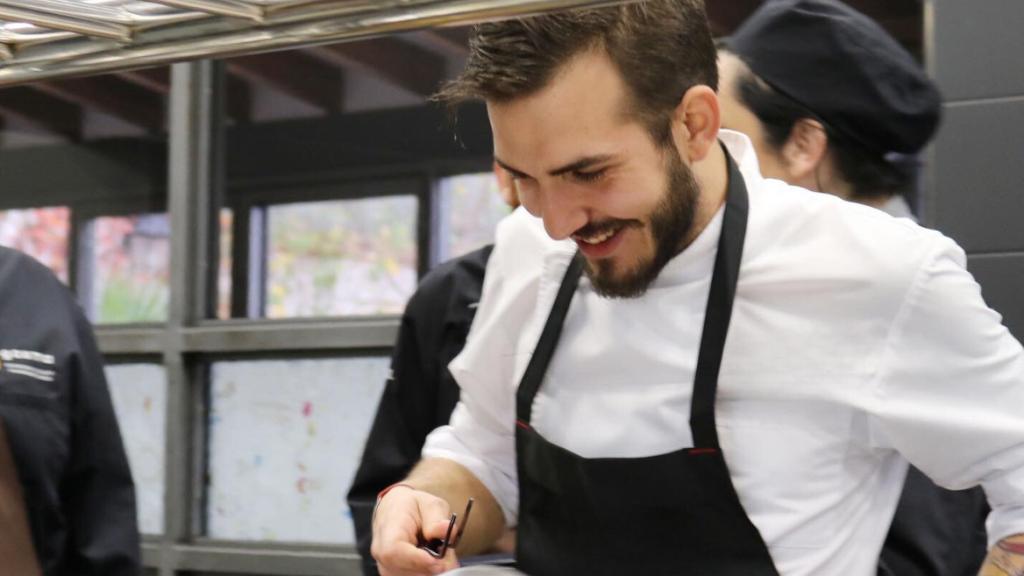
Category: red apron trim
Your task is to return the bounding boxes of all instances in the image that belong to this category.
[515,419,532,431]
[688,448,718,456]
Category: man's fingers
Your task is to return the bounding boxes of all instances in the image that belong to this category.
[441,549,461,571]
[376,540,447,576]
[373,488,456,576]
[418,498,454,541]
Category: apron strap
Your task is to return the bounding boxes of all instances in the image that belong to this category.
[516,144,750,449]
[689,148,749,449]
[516,254,585,424]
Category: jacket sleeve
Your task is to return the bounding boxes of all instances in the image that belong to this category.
[63,304,141,575]
[868,236,1024,549]
[422,210,563,526]
[347,291,450,576]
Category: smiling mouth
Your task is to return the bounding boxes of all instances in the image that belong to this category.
[573,225,622,245]
[570,223,631,259]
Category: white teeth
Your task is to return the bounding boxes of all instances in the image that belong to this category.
[579,229,616,244]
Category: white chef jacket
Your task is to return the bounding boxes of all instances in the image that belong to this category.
[422,131,1024,575]
[880,194,916,220]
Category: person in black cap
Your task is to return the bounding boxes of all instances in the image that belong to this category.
[718,0,939,218]
[717,2,988,574]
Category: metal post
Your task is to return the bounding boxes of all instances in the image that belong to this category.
[161,59,224,576]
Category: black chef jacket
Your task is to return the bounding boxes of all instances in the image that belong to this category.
[348,245,492,576]
[879,467,989,576]
[0,247,140,575]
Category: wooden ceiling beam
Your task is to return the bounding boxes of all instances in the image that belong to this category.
[412,28,470,58]
[227,51,343,114]
[117,66,251,124]
[116,66,171,94]
[33,76,164,133]
[308,36,446,98]
[706,0,921,38]
[0,87,82,141]
[706,0,922,61]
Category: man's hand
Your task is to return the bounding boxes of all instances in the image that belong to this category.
[981,534,1024,575]
[372,485,461,576]
[372,457,507,572]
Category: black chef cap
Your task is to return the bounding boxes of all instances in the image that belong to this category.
[726,0,941,156]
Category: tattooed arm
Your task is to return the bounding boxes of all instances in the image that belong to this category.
[983,535,1024,575]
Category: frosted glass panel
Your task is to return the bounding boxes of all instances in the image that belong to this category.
[435,172,510,265]
[217,208,233,319]
[266,196,418,317]
[207,357,388,543]
[0,206,70,282]
[105,363,167,535]
[88,214,170,323]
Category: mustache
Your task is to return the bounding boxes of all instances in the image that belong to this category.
[572,219,642,238]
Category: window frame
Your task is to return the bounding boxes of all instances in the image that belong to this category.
[0,34,505,576]
[77,61,495,576]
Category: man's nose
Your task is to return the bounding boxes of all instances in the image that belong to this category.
[538,185,589,241]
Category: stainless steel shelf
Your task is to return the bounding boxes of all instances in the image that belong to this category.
[0,0,638,86]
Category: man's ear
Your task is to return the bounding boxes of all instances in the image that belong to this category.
[780,118,828,185]
[670,85,720,162]
[492,162,519,208]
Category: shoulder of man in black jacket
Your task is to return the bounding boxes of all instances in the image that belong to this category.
[0,246,140,575]
[347,246,493,576]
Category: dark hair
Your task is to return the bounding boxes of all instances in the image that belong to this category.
[435,0,717,146]
[732,58,916,200]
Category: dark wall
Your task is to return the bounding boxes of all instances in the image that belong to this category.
[925,0,1024,339]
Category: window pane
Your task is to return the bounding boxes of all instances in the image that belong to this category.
[87,214,170,324]
[218,208,233,319]
[206,357,388,544]
[435,173,510,265]
[0,206,70,282]
[266,197,417,317]
[105,364,167,536]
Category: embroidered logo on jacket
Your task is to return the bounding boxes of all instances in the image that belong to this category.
[0,349,56,382]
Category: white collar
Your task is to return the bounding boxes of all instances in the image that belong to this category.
[646,131,761,289]
[718,129,766,187]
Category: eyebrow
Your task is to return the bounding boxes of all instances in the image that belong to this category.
[494,154,615,180]
[493,157,531,179]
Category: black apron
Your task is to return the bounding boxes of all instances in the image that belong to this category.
[514,149,779,576]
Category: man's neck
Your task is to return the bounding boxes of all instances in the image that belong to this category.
[686,141,729,246]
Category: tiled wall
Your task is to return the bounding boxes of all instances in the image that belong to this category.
[925,0,1024,338]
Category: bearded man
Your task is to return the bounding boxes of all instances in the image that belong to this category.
[370,2,1024,575]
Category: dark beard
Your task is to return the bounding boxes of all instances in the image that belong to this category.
[584,147,699,299]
